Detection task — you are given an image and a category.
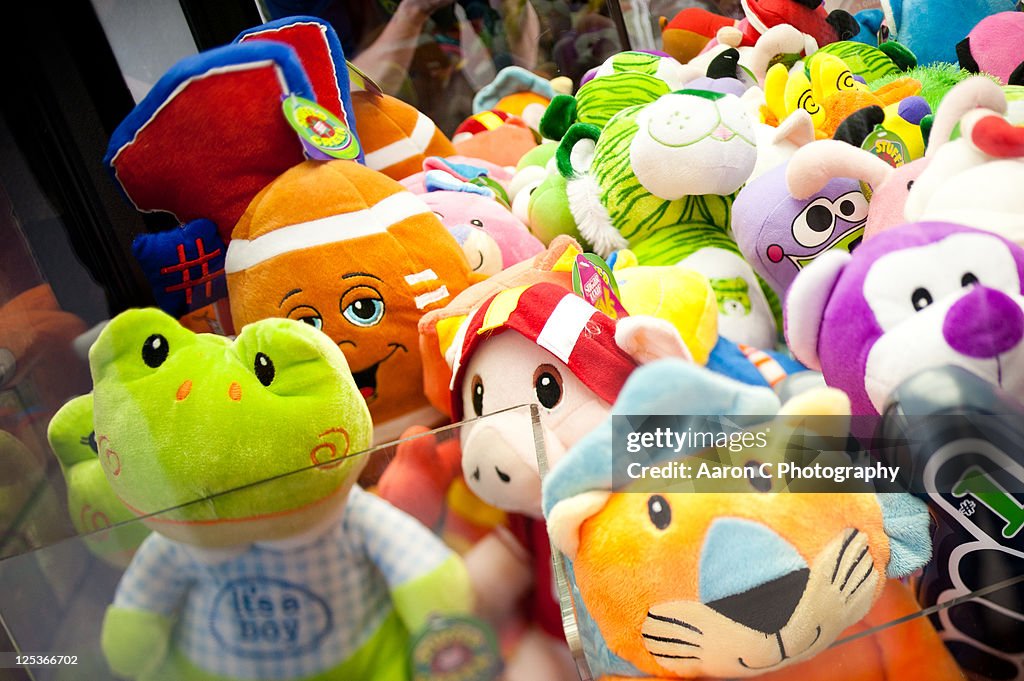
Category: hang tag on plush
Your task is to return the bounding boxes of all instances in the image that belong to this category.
[862,125,908,168]
[347,61,383,97]
[282,95,361,160]
[407,615,502,681]
[572,253,628,319]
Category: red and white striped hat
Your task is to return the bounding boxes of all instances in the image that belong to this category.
[448,282,638,420]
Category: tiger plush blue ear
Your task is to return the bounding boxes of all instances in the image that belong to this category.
[876,493,932,577]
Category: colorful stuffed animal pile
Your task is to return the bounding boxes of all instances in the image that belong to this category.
[63,4,1024,680]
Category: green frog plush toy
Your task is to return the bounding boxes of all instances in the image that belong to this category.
[74,309,471,681]
[47,393,150,567]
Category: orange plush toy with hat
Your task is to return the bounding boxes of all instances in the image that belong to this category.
[226,159,480,444]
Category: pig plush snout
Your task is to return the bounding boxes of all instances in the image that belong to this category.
[461,410,566,517]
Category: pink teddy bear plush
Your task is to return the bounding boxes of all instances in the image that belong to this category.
[418,166,544,276]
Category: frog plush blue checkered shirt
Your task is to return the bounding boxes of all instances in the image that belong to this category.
[112,486,454,679]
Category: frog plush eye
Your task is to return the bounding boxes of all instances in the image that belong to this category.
[254,352,275,386]
[142,334,169,368]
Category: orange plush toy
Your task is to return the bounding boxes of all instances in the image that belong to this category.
[351,91,456,182]
[452,111,539,168]
[542,362,965,681]
[0,285,90,464]
[226,160,480,443]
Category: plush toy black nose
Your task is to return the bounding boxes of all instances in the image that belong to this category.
[705,568,810,634]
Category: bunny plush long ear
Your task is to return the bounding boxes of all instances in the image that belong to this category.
[746,24,818,87]
[615,316,692,364]
[786,139,893,199]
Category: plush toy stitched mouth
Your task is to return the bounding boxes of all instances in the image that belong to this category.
[350,344,403,402]
[739,625,822,670]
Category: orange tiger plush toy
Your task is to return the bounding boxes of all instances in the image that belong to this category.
[543,361,965,681]
[226,159,480,444]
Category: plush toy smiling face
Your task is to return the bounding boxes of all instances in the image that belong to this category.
[542,360,933,680]
[576,492,891,678]
[786,222,1024,414]
[629,90,757,200]
[733,163,869,295]
[227,160,477,443]
[89,308,372,547]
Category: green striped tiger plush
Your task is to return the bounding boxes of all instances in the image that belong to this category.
[805,41,916,85]
[556,88,783,349]
[539,51,697,141]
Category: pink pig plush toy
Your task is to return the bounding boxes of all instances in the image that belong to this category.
[449,282,689,680]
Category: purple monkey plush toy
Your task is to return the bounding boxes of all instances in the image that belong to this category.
[732,161,869,297]
[785,221,1024,415]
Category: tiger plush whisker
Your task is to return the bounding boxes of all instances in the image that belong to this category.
[845,563,875,601]
[641,633,701,648]
[831,529,860,583]
[646,611,704,635]
[841,546,870,590]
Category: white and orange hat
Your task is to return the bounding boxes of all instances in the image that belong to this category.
[448,282,638,420]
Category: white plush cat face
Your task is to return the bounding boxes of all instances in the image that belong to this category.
[630,91,757,200]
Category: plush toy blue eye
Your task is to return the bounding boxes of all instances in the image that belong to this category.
[287,304,323,331]
[343,298,384,327]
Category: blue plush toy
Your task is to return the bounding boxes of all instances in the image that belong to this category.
[705,336,808,391]
[868,0,1016,66]
[851,8,885,44]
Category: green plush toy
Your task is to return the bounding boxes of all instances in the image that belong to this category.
[539,51,698,142]
[81,309,471,681]
[527,171,583,246]
[555,90,783,349]
[47,394,150,568]
[869,62,981,111]
[805,41,917,84]
[1002,84,1023,124]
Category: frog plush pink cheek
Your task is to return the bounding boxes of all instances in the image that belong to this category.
[785,222,1024,415]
